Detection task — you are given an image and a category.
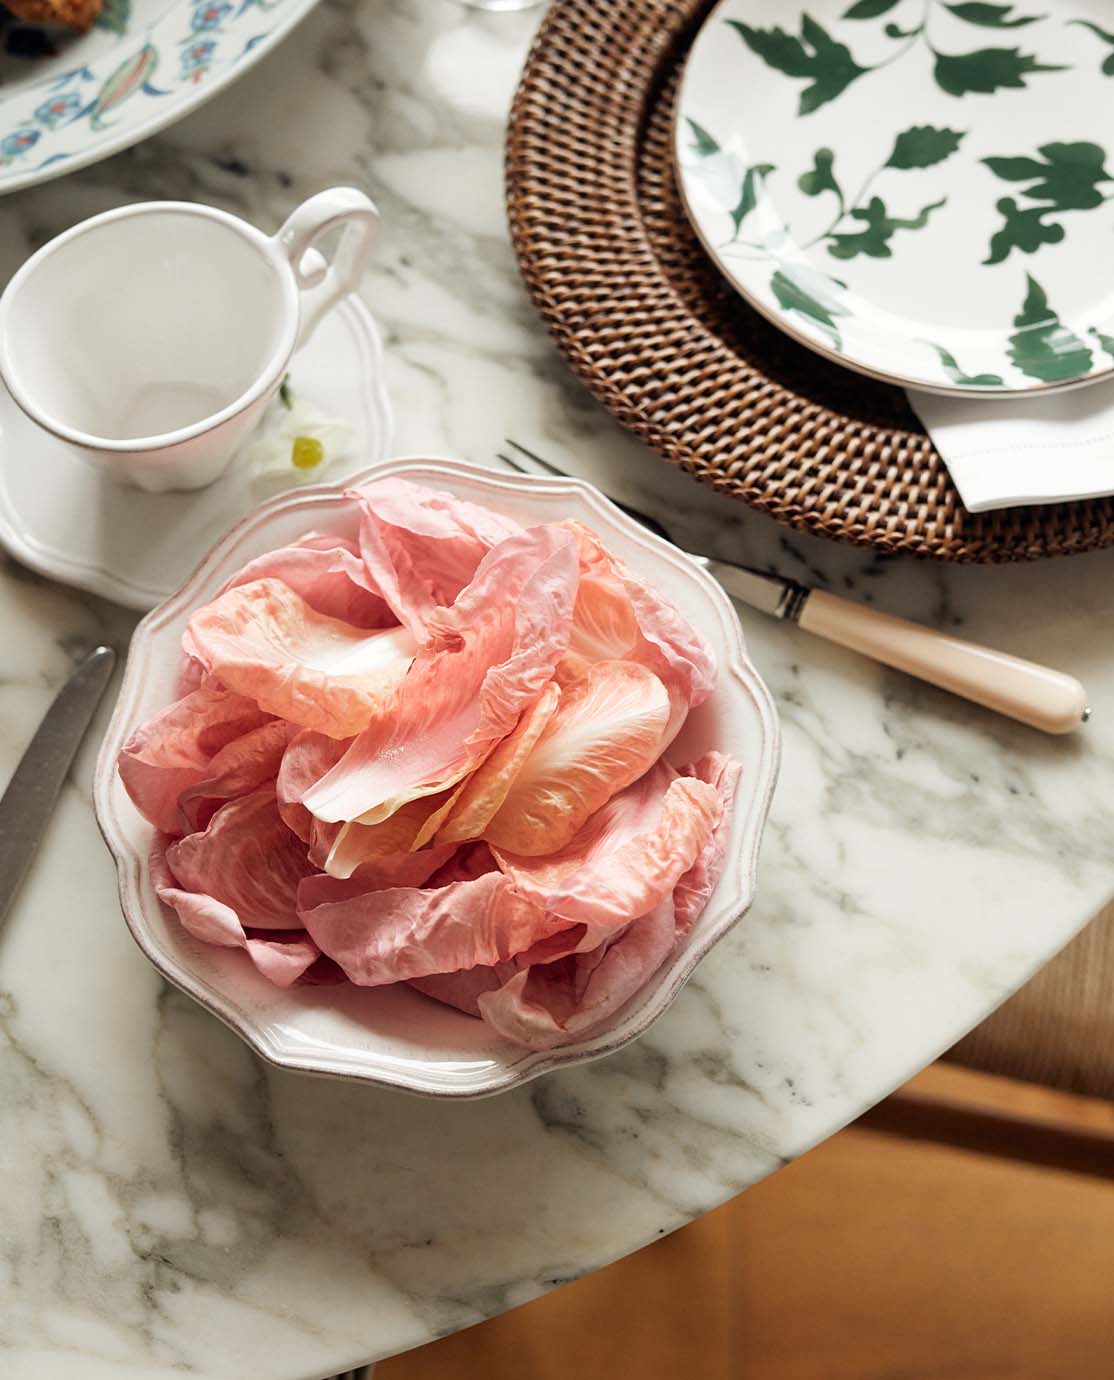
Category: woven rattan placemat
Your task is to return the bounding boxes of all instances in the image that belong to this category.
[506,0,1114,562]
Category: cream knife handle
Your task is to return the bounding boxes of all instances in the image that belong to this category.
[798,590,1088,734]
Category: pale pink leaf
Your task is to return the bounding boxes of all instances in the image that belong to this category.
[178,718,294,834]
[477,896,678,1049]
[175,655,207,697]
[424,841,501,887]
[352,477,522,638]
[276,729,351,867]
[302,524,579,825]
[118,682,272,835]
[672,752,743,934]
[151,833,321,988]
[164,787,317,930]
[407,916,590,1016]
[299,869,570,986]
[408,964,518,1018]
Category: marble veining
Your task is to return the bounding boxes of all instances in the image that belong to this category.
[0,2,1112,1377]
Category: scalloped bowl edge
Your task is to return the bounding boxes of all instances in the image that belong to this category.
[93,457,781,1098]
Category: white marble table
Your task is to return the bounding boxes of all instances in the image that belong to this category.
[1,3,1113,1377]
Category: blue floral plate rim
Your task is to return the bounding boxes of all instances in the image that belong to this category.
[0,0,320,195]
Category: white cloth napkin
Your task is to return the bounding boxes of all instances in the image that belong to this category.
[907,381,1114,513]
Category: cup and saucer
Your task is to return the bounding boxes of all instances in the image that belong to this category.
[0,188,393,611]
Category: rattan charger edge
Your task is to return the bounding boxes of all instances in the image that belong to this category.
[505,0,1114,563]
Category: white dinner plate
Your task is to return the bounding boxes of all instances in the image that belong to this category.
[675,0,1114,396]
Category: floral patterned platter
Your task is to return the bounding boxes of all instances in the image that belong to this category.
[0,0,318,194]
[675,0,1114,396]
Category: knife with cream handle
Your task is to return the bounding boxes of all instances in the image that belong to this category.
[498,441,1090,736]
[696,560,1088,736]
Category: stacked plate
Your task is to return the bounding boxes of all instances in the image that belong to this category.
[676,0,1114,398]
[507,0,1114,561]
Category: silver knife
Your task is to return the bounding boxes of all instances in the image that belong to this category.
[0,644,116,932]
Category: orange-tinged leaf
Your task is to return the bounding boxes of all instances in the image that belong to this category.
[557,565,639,684]
[186,577,417,738]
[436,680,562,845]
[324,783,464,879]
[484,661,670,856]
[214,533,393,628]
[494,760,721,931]
[557,521,717,739]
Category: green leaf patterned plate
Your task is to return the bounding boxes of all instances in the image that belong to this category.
[675,0,1114,395]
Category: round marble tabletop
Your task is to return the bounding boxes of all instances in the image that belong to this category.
[2,3,1113,1378]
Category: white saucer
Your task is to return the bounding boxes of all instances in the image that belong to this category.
[0,296,392,611]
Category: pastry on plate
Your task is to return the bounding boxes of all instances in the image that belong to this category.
[3,0,101,31]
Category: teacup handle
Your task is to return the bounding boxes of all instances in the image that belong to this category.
[273,187,379,352]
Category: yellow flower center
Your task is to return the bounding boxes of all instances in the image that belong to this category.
[291,435,325,470]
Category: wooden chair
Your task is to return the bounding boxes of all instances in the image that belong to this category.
[862,898,1114,1175]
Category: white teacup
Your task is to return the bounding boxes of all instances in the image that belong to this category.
[0,187,379,492]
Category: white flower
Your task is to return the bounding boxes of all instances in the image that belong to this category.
[245,386,355,485]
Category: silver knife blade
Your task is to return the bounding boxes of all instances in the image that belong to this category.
[692,555,810,623]
[0,644,116,933]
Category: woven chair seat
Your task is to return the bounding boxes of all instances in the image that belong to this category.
[944,899,1114,1101]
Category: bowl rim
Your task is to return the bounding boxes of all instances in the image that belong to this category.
[94,456,781,1098]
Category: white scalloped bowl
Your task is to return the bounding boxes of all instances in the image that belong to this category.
[94,458,780,1097]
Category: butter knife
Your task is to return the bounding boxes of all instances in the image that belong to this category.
[692,560,1088,736]
[499,442,1089,736]
[0,645,116,932]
